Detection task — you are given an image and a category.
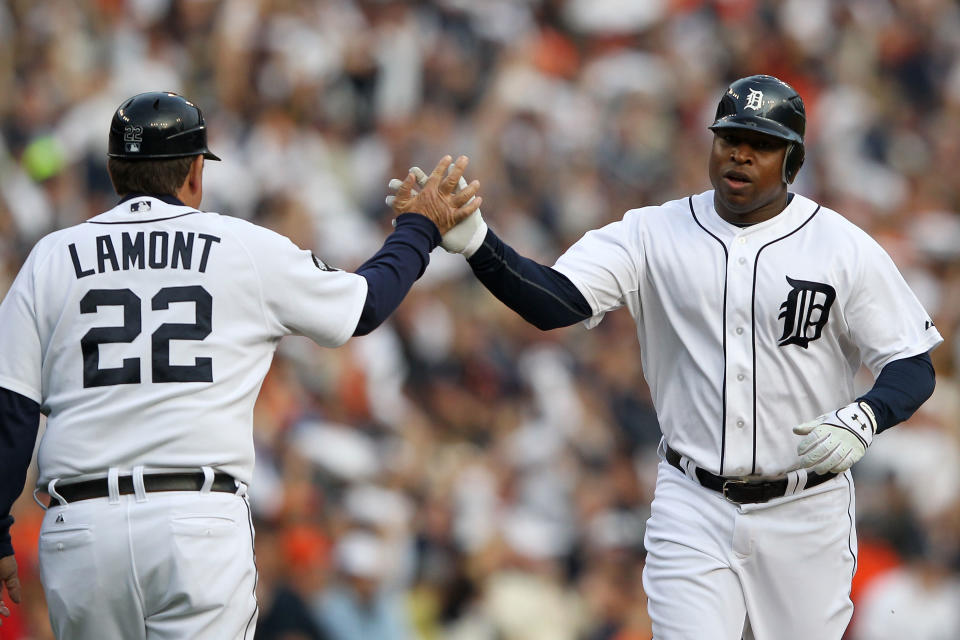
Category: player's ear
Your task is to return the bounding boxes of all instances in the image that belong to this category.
[189,155,204,188]
[177,155,204,208]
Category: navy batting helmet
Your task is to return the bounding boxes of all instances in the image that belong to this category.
[108,92,220,161]
[708,75,805,183]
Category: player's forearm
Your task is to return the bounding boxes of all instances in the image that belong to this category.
[353,213,441,336]
[0,387,41,557]
[466,228,592,330]
[857,351,935,433]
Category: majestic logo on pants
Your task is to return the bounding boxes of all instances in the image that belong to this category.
[777,276,836,348]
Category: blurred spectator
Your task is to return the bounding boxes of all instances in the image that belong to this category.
[853,522,960,640]
[254,522,330,640]
[312,531,413,640]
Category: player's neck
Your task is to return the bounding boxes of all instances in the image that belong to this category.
[716,192,792,226]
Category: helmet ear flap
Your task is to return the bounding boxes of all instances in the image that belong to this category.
[782,143,805,184]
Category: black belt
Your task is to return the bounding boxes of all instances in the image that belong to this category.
[665,446,836,504]
[49,472,237,507]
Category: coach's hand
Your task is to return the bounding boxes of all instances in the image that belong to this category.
[793,401,878,474]
[0,555,21,625]
[388,165,487,257]
[391,155,481,235]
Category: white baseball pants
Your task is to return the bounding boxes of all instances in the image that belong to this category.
[643,459,856,639]
[38,487,258,639]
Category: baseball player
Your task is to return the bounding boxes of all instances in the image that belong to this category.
[391,75,942,638]
[0,91,480,638]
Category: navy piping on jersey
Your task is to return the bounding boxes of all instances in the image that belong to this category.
[87,212,199,225]
[687,197,730,475]
[87,194,198,225]
[844,473,856,579]
[242,495,259,640]
[749,205,821,474]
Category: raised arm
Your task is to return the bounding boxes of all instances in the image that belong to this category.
[465,228,592,330]
[386,165,591,331]
[352,155,481,335]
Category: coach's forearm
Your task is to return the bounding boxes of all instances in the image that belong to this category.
[857,351,935,433]
[353,213,441,336]
[467,228,592,330]
[0,387,41,557]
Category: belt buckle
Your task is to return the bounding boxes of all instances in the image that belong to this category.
[721,478,751,505]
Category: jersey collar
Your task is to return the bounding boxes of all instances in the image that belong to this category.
[694,190,819,243]
[88,194,198,224]
[117,192,186,207]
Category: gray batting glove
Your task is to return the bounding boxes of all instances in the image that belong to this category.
[387,166,487,257]
[793,401,877,474]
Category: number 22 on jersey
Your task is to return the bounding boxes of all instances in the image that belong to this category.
[80,285,212,387]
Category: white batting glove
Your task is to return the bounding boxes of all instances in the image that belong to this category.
[385,166,428,209]
[386,166,487,257]
[793,401,878,475]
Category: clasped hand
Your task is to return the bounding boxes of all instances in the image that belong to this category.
[390,155,482,236]
[387,162,487,256]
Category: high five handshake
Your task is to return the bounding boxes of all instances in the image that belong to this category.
[388,160,488,257]
[390,155,483,237]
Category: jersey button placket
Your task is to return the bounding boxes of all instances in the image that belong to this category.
[724,234,756,475]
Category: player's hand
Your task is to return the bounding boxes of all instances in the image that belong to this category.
[793,401,877,474]
[387,165,488,257]
[389,155,482,236]
[0,555,21,626]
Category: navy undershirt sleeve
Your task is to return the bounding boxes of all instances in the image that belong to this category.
[857,351,935,433]
[0,387,41,557]
[353,213,441,336]
[466,228,592,330]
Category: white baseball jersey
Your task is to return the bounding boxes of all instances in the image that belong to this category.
[0,196,367,486]
[553,190,943,478]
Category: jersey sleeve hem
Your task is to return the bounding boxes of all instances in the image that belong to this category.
[331,273,368,347]
[868,331,943,377]
[0,377,42,405]
[551,263,607,329]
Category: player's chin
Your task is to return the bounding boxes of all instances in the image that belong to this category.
[715,185,756,211]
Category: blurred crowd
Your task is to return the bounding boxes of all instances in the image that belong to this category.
[3,0,960,639]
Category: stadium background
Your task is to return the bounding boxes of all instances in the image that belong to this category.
[1,0,959,638]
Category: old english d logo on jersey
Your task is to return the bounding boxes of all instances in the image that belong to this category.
[777,276,836,348]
